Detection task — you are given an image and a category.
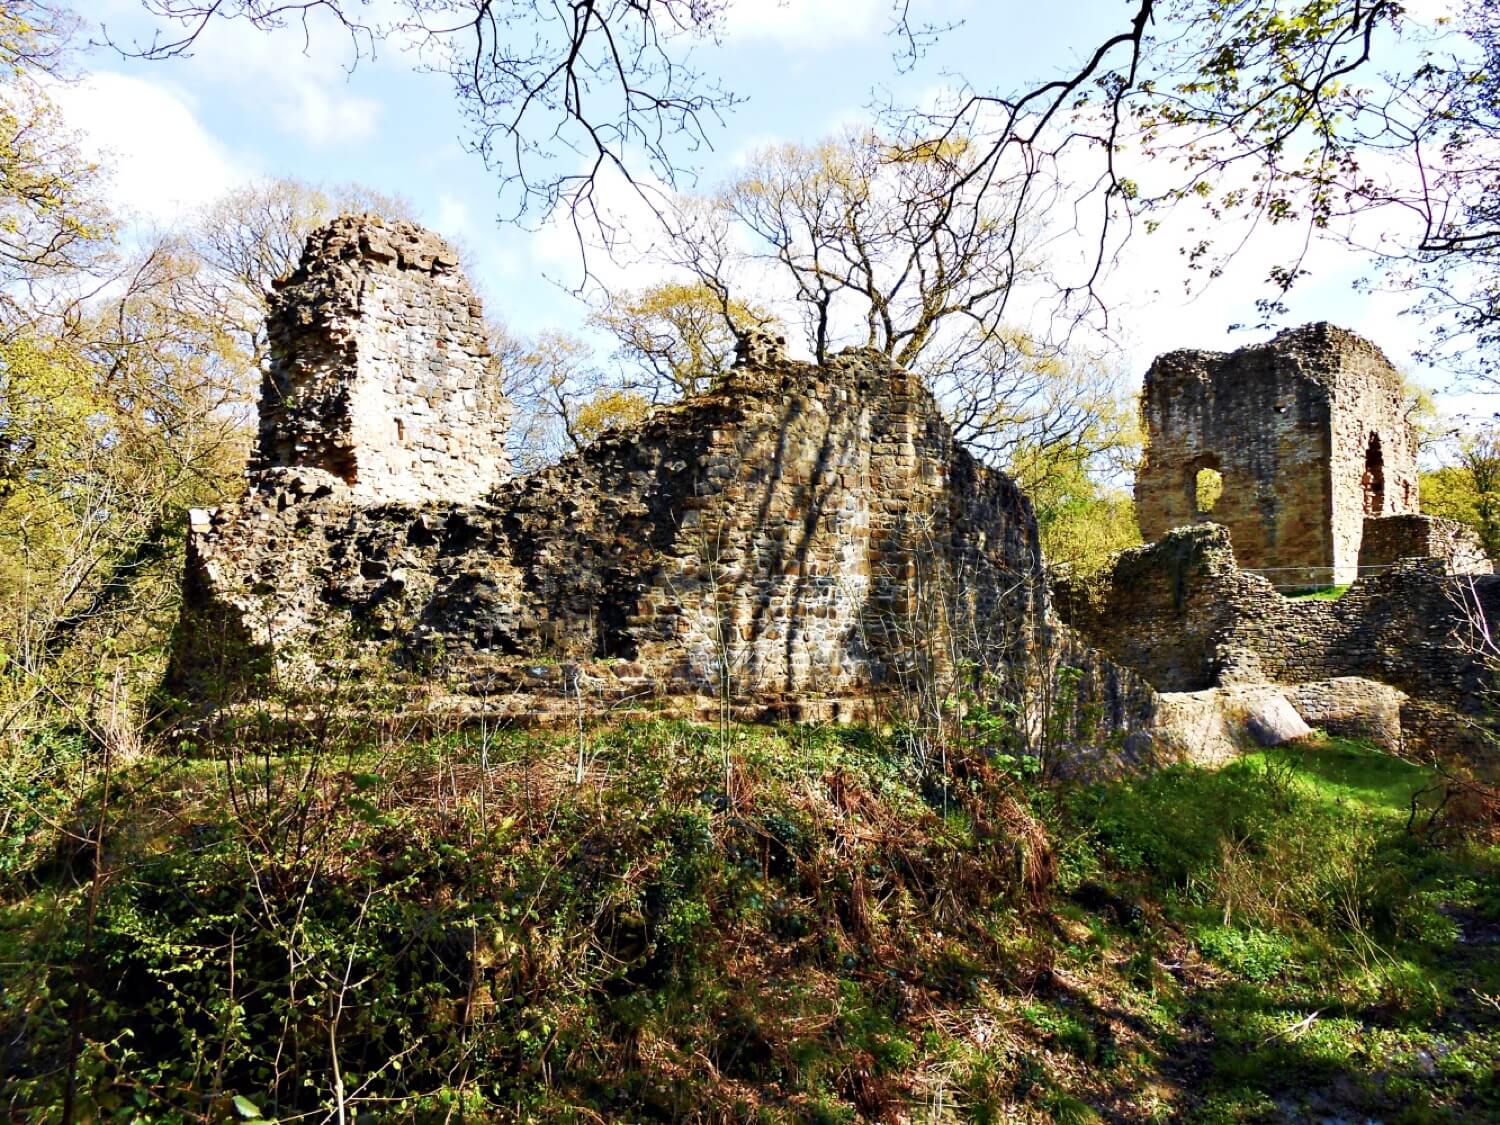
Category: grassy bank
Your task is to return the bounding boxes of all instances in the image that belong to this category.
[2,721,1496,1122]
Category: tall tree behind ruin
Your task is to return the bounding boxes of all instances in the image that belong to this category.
[652,130,1132,488]
[1423,429,1500,560]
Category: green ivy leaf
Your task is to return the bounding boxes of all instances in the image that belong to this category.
[231,1094,262,1119]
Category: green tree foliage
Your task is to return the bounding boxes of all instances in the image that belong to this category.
[590,280,771,399]
[0,10,413,736]
[1421,428,1500,559]
[1009,442,1143,574]
[0,3,111,330]
[572,386,652,444]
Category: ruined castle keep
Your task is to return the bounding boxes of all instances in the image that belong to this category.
[174,216,1148,736]
[1136,324,1419,584]
[254,216,511,504]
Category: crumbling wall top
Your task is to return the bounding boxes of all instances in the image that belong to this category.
[1147,323,1404,397]
[272,214,464,289]
[733,327,789,369]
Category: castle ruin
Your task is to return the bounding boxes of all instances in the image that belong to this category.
[253,217,511,504]
[172,216,1495,767]
[173,216,1148,741]
[1136,324,1419,584]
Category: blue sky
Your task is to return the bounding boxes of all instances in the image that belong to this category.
[50,0,1480,412]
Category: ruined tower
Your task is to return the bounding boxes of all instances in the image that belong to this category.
[253,215,511,504]
[1135,323,1418,584]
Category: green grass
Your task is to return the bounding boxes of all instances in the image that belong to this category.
[1283,583,1352,601]
[1062,734,1500,1122]
[2,720,1495,1122]
[1247,737,1438,815]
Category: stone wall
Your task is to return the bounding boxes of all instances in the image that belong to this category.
[1359,514,1494,576]
[1053,523,1499,752]
[1135,324,1417,584]
[178,325,1154,739]
[254,215,511,504]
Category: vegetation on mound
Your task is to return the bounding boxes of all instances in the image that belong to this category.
[2,720,1496,1122]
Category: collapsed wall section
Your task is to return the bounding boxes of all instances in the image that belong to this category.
[1052,523,1498,753]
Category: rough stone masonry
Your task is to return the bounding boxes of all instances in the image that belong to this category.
[1136,323,1419,585]
[1053,523,1499,757]
[1057,324,1495,758]
[253,215,512,504]
[173,216,1152,744]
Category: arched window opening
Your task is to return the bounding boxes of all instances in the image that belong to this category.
[1362,433,1385,516]
[1195,466,1224,513]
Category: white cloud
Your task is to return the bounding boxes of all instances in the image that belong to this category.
[93,7,383,146]
[275,72,381,146]
[47,71,248,221]
[721,0,891,49]
[192,22,383,145]
[528,165,684,299]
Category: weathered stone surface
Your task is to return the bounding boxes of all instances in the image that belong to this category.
[1136,324,1418,585]
[1287,677,1407,749]
[1359,514,1493,576]
[1053,523,1499,755]
[254,214,511,504]
[174,220,1156,747]
[1151,686,1290,764]
[1244,694,1313,746]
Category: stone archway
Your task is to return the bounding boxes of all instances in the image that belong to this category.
[1187,453,1224,517]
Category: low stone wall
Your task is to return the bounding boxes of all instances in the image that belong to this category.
[1359,514,1493,576]
[1053,524,1499,753]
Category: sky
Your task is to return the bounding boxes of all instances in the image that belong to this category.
[47,0,1489,418]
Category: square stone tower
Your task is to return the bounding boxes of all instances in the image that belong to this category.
[1135,323,1418,584]
[253,215,511,504]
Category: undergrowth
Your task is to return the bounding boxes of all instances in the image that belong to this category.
[1,720,1496,1122]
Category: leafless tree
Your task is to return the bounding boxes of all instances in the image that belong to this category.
[663,129,1055,368]
[112,0,741,244]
